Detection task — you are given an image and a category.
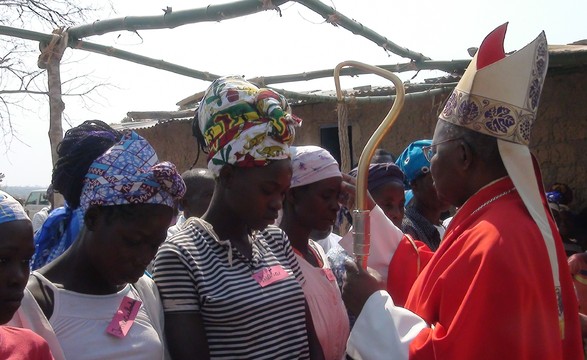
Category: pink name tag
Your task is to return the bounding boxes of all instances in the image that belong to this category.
[252,265,289,287]
[322,268,336,282]
[106,296,142,338]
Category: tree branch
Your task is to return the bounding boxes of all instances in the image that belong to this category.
[0,89,48,95]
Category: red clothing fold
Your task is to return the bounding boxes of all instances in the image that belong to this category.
[386,235,433,307]
[403,177,582,359]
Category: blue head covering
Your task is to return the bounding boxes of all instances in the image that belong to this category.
[31,204,83,270]
[0,190,29,224]
[32,131,185,271]
[80,131,186,211]
[395,140,432,188]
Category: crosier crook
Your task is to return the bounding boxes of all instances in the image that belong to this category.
[334,61,406,269]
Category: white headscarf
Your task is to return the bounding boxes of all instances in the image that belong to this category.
[290,146,341,188]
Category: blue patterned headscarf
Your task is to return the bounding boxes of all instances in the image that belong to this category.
[0,190,29,224]
[79,131,186,211]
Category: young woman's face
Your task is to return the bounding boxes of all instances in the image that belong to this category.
[371,182,405,228]
[0,220,33,324]
[86,204,172,286]
[291,176,342,232]
[228,159,292,231]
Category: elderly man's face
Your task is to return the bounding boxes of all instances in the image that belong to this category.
[430,121,466,207]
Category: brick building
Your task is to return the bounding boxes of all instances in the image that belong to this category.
[127,45,587,213]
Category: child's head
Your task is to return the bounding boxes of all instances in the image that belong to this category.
[0,191,33,324]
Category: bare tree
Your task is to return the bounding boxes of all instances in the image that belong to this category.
[0,0,112,147]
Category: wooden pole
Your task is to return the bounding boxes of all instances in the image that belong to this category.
[294,0,429,62]
[68,0,290,39]
[37,29,68,167]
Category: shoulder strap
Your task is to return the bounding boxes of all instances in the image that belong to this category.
[133,276,170,360]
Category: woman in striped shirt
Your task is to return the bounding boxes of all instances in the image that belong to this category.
[152,76,323,360]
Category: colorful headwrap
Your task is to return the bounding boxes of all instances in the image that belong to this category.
[79,131,186,212]
[349,163,405,193]
[395,140,432,187]
[0,190,29,224]
[197,76,302,176]
[290,146,341,188]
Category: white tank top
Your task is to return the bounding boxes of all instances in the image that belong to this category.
[33,272,164,360]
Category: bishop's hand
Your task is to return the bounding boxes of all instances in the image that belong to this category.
[342,260,385,316]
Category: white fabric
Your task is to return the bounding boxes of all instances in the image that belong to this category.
[434,224,446,239]
[290,145,342,188]
[498,140,562,324]
[314,232,342,254]
[32,207,50,232]
[459,32,542,118]
[10,274,169,360]
[166,213,186,238]
[296,240,349,360]
[346,291,427,360]
[339,205,404,282]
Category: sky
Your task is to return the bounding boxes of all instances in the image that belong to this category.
[1,0,586,187]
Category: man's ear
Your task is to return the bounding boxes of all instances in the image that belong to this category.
[84,207,100,231]
[459,140,474,170]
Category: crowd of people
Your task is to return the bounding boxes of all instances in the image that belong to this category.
[1,23,587,359]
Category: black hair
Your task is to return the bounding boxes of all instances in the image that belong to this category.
[371,148,396,164]
[190,111,207,169]
[52,120,122,209]
[94,204,168,223]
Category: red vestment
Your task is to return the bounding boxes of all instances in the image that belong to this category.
[403,177,582,359]
[386,235,433,307]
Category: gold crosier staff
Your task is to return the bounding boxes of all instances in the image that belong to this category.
[334,61,405,269]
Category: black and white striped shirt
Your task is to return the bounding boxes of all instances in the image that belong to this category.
[153,218,310,359]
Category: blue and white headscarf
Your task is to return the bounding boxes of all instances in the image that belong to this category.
[80,130,186,211]
[0,190,29,224]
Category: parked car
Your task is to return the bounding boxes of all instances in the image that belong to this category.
[24,189,49,218]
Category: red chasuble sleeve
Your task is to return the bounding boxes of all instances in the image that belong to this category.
[386,235,433,307]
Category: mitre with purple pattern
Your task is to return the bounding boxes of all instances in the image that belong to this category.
[439,23,548,146]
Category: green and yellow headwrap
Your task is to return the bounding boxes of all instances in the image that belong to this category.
[197,76,302,176]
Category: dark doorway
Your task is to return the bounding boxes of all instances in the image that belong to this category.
[320,125,353,167]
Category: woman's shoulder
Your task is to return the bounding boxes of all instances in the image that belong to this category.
[0,326,44,340]
[0,326,53,360]
[162,219,213,249]
[260,226,289,247]
[0,326,52,354]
